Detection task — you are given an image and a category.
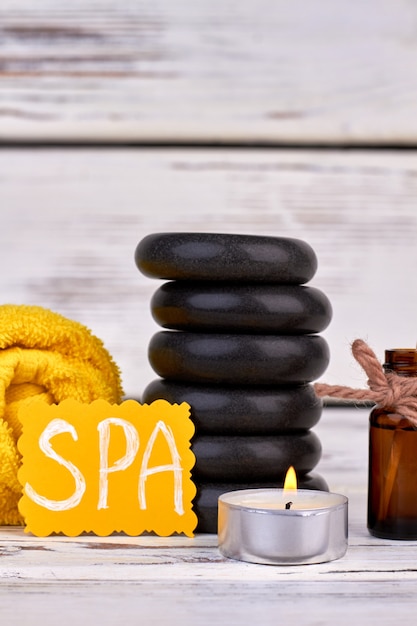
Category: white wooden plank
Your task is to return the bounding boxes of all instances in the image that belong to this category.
[0,579,415,626]
[3,533,417,584]
[1,0,417,143]
[1,147,416,397]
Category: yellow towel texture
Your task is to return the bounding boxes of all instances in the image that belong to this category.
[0,304,123,525]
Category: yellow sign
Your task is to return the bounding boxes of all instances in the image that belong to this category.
[17,398,197,537]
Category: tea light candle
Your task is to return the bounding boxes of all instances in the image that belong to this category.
[218,488,348,565]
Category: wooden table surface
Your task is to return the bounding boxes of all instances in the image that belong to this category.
[2,406,416,626]
[1,1,417,623]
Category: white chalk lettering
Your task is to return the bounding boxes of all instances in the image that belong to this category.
[24,418,86,511]
[138,420,184,515]
[97,417,139,510]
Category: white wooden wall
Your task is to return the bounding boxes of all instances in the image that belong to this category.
[1,0,417,144]
[1,1,417,398]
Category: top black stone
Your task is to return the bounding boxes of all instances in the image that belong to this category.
[135,232,318,283]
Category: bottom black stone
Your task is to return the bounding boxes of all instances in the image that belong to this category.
[193,473,329,533]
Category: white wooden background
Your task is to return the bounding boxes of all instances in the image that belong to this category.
[1,1,417,624]
[1,147,417,397]
[1,0,417,144]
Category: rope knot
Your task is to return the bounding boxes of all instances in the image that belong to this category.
[314,339,417,427]
[367,376,388,403]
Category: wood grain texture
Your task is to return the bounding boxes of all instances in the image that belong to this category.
[1,5,415,621]
[1,0,417,144]
[1,147,416,397]
[1,407,416,625]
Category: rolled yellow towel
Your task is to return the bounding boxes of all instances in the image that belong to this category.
[0,304,123,524]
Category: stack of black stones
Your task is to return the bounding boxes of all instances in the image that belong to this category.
[135,232,332,533]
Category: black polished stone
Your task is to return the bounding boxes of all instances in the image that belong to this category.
[135,232,317,284]
[193,473,329,533]
[142,379,323,434]
[191,431,321,481]
[151,281,332,334]
[148,331,330,385]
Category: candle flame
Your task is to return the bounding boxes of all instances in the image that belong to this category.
[283,466,297,494]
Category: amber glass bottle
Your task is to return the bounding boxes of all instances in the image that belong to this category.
[368,349,417,539]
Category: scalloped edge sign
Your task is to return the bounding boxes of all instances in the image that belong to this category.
[17,398,197,537]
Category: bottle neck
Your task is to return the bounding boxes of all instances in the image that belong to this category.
[383,349,417,377]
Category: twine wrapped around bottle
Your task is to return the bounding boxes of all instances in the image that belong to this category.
[314,339,417,428]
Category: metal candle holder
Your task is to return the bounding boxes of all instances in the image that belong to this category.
[218,488,348,565]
